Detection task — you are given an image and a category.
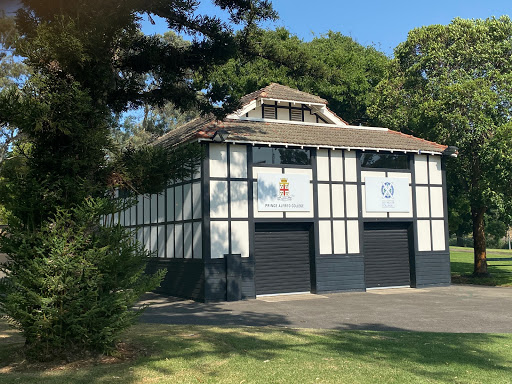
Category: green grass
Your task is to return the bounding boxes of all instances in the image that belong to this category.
[1,320,512,384]
[450,247,512,286]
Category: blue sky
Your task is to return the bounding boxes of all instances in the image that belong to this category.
[140,0,512,56]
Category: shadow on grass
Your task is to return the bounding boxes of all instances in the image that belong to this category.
[131,324,511,384]
[451,261,512,286]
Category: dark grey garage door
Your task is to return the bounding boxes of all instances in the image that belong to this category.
[254,224,311,295]
[363,223,411,288]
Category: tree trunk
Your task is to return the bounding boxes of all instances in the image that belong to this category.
[456,233,465,247]
[472,206,489,277]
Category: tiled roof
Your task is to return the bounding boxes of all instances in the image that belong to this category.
[239,83,327,106]
[155,118,447,154]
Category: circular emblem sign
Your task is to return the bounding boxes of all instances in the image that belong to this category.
[381,182,394,199]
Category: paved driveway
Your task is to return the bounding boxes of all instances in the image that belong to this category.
[138,285,512,333]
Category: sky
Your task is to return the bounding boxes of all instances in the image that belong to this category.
[140,0,512,56]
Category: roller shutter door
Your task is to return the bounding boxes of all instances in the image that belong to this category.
[254,226,311,295]
[363,224,411,288]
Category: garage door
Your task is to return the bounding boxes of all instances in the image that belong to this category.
[254,224,311,295]
[363,223,411,288]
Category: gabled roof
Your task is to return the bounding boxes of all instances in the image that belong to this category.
[239,83,327,105]
[153,84,448,155]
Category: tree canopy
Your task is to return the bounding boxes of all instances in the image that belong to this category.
[209,28,389,125]
[369,16,512,275]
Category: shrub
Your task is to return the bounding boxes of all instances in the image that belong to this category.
[0,197,164,360]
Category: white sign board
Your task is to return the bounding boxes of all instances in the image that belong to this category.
[258,173,311,211]
[365,177,410,212]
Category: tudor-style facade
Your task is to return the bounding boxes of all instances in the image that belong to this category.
[119,83,455,301]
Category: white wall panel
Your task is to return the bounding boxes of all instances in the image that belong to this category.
[230,145,248,178]
[331,184,345,218]
[157,193,165,223]
[333,220,346,254]
[345,184,359,218]
[166,225,174,258]
[166,187,174,222]
[284,168,313,177]
[389,186,414,218]
[362,185,387,218]
[192,182,201,219]
[344,151,357,182]
[231,221,249,257]
[193,222,202,259]
[137,195,144,225]
[431,220,446,251]
[184,223,193,259]
[304,112,317,123]
[430,187,444,218]
[143,195,150,224]
[183,184,192,220]
[248,106,261,118]
[331,150,343,181]
[393,172,412,183]
[151,226,158,254]
[253,181,284,218]
[144,226,151,252]
[230,181,248,218]
[361,171,386,181]
[175,223,183,258]
[210,221,229,258]
[130,204,137,226]
[318,184,331,218]
[150,194,158,224]
[174,185,183,221]
[277,107,288,120]
[253,166,281,178]
[319,220,332,254]
[346,220,360,254]
[414,155,429,184]
[317,150,330,181]
[113,212,119,225]
[417,220,432,251]
[416,186,430,218]
[209,143,228,178]
[210,180,228,218]
[137,227,144,247]
[193,163,201,180]
[429,156,443,185]
[158,225,165,258]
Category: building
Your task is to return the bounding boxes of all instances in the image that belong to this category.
[118,83,455,301]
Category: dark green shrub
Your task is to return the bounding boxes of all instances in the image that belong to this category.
[0,197,164,360]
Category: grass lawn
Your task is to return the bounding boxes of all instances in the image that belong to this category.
[1,320,511,384]
[450,246,512,286]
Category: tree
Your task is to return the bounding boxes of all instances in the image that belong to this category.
[0,12,30,164]
[0,0,275,359]
[368,16,512,276]
[209,28,389,125]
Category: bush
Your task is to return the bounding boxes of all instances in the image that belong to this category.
[0,197,164,360]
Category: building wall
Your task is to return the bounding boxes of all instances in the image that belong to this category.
[116,165,204,300]
[313,150,449,291]
[202,144,450,299]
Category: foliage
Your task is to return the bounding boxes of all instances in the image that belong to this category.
[209,28,389,125]
[0,198,164,359]
[0,0,276,359]
[368,16,512,274]
[0,12,31,164]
